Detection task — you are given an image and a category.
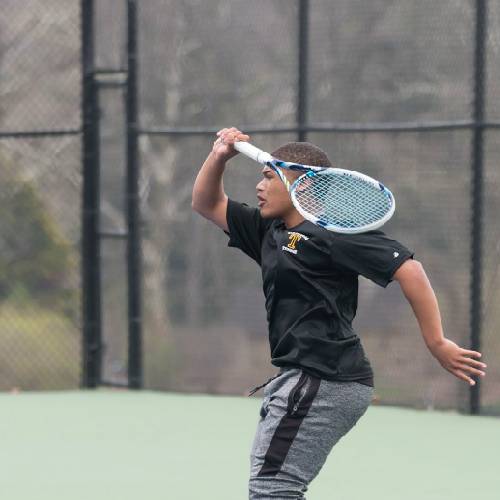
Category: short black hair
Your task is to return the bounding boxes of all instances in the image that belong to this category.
[271,142,332,168]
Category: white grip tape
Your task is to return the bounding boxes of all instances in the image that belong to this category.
[234,141,273,165]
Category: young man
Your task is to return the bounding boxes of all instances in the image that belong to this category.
[192,127,487,499]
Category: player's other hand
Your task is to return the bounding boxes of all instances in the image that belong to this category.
[212,127,250,161]
[431,338,487,386]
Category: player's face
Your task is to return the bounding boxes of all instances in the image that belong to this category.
[256,167,296,219]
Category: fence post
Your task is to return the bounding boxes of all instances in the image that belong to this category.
[126,0,143,389]
[470,0,487,415]
[81,0,102,388]
[297,0,309,142]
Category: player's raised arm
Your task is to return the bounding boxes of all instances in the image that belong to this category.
[191,127,249,231]
[393,259,487,386]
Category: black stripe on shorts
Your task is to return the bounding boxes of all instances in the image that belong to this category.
[258,371,321,477]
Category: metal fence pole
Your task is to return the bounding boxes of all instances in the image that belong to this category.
[470,0,487,415]
[81,0,102,388]
[126,0,143,389]
[297,0,309,142]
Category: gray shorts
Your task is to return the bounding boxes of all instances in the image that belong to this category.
[249,368,374,499]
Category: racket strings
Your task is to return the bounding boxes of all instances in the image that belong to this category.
[294,173,393,229]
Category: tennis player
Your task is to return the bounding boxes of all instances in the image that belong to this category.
[191,127,487,499]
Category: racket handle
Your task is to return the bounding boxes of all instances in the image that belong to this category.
[234,141,273,165]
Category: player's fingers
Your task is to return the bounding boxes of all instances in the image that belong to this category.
[223,131,238,144]
[236,134,250,141]
[213,132,230,150]
[224,127,244,138]
[460,349,482,358]
[456,363,486,377]
[219,127,238,134]
[460,357,487,369]
[452,368,476,386]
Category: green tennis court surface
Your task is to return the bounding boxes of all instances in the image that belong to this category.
[1,390,498,500]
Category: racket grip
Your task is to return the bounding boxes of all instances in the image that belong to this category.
[234,141,273,165]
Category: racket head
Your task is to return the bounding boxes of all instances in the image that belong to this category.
[271,159,326,173]
[267,159,326,191]
[289,168,396,234]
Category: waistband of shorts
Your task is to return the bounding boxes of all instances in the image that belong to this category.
[247,367,299,397]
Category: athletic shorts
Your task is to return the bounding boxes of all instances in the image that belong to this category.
[248,368,374,499]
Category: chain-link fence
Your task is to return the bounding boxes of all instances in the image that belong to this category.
[2,1,499,415]
[0,0,81,390]
[135,0,500,415]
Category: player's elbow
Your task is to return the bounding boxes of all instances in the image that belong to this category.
[192,200,214,221]
[191,198,199,212]
[191,187,218,215]
[191,190,207,215]
[191,200,209,219]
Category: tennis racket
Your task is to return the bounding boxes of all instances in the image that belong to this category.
[233,141,396,234]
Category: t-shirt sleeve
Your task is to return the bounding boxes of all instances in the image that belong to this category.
[329,230,414,287]
[223,198,273,265]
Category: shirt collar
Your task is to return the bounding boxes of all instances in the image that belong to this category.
[275,219,306,231]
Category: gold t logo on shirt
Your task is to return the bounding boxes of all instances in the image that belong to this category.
[287,233,302,250]
[283,232,310,254]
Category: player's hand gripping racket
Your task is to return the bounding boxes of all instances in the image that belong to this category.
[233,141,395,234]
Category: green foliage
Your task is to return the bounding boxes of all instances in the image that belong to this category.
[0,300,79,390]
[0,158,78,318]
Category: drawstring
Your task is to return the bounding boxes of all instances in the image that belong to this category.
[247,370,285,397]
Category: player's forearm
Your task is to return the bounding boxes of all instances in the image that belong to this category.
[397,262,445,352]
[191,152,227,214]
[395,260,486,385]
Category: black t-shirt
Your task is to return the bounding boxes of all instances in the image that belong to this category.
[225,199,414,387]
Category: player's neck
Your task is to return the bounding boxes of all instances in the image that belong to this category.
[281,210,305,229]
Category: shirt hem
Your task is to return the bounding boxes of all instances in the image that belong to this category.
[273,362,374,387]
